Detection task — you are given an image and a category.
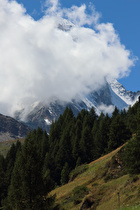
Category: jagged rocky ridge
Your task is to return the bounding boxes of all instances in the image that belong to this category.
[14,79,140,131]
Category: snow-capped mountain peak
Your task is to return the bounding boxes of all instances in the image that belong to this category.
[14,79,140,131]
[108,79,140,105]
[57,18,74,31]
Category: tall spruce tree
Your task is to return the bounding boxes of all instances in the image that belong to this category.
[5,132,57,210]
[0,154,6,207]
[72,119,82,163]
[108,115,131,151]
[79,125,93,163]
[124,136,140,174]
[93,114,110,157]
[124,105,140,174]
[60,162,70,185]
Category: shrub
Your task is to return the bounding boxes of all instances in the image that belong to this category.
[69,164,88,181]
[73,185,89,205]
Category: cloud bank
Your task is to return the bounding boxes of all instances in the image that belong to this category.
[0,0,135,116]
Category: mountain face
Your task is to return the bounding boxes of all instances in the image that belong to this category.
[1,20,139,138]
[14,79,140,131]
[108,79,140,105]
[2,20,139,133]
[0,114,31,141]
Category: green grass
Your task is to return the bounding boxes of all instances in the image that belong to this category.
[120,205,140,210]
[51,146,140,210]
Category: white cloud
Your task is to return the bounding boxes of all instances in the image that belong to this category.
[98,104,115,115]
[0,0,135,117]
[62,4,99,27]
[44,0,60,15]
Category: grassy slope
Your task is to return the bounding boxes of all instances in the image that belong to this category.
[0,139,140,209]
[51,146,140,210]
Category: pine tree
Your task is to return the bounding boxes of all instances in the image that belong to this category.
[108,115,131,151]
[5,141,21,195]
[94,114,111,156]
[72,119,82,162]
[124,136,140,174]
[43,152,57,186]
[0,154,6,207]
[76,157,81,167]
[41,130,49,159]
[112,106,119,119]
[61,107,74,130]
[6,134,57,210]
[6,151,24,209]
[127,103,138,133]
[55,126,72,183]
[61,162,70,185]
[89,107,97,127]
[79,125,93,163]
[136,106,140,138]
[123,106,140,174]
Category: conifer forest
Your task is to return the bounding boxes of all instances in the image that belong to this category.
[0,101,140,209]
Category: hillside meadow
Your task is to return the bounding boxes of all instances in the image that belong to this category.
[51,145,140,209]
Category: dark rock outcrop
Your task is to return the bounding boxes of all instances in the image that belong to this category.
[0,113,30,141]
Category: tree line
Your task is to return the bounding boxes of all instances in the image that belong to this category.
[0,101,140,209]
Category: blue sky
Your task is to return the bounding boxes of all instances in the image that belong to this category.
[15,0,140,92]
[0,0,140,116]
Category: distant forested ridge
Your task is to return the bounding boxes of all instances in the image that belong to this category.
[0,101,140,209]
